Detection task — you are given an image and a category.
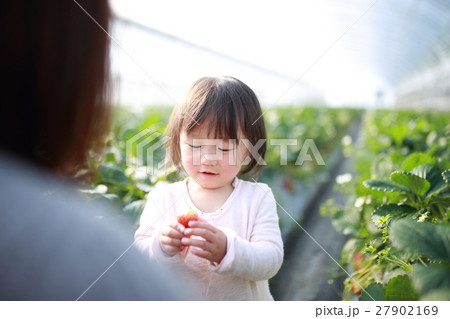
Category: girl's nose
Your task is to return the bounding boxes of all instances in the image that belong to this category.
[200,153,219,165]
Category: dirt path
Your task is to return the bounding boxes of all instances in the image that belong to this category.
[272,117,363,301]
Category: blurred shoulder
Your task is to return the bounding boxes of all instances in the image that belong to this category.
[0,151,184,300]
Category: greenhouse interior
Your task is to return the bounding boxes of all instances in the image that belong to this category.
[1,0,449,304]
[106,0,450,301]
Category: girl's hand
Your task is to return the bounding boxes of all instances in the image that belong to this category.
[182,221,227,265]
[158,221,185,256]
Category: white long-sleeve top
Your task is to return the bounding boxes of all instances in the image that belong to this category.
[134,177,284,300]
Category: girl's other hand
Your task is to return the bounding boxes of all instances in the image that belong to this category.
[159,221,185,256]
[182,221,227,265]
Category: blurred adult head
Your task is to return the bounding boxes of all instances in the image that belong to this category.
[0,0,111,176]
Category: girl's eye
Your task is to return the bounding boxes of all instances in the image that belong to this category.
[188,144,201,149]
[218,148,234,152]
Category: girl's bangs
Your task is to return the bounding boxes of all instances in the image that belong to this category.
[183,100,241,141]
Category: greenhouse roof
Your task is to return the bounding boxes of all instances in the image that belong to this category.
[358,0,450,84]
[110,0,450,108]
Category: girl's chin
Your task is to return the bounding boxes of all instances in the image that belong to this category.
[195,178,236,191]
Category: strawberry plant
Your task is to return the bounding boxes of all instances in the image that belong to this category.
[262,106,361,183]
[78,106,178,227]
[261,106,362,239]
[322,109,450,301]
[358,157,450,300]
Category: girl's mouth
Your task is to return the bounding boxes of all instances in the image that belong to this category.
[200,171,218,176]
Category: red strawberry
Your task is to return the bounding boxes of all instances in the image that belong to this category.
[177,207,199,228]
[351,280,362,295]
[283,178,294,192]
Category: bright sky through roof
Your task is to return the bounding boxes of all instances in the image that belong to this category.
[109,0,394,110]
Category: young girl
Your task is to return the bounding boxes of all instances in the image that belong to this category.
[134,76,283,300]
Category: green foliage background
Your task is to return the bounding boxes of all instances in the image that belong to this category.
[321,109,450,301]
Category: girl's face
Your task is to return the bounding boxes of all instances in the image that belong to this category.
[180,127,249,191]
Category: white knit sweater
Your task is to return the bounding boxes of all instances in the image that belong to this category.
[134,177,284,300]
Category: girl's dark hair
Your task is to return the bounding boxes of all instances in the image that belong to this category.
[166,76,267,177]
[0,0,111,176]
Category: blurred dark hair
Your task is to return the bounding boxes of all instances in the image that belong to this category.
[166,76,267,177]
[0,0,111,176]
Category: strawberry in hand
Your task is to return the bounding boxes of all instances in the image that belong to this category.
[177,207,199,228]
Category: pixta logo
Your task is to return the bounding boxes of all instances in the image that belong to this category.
[125,128,170,176]
[126,131,326,176]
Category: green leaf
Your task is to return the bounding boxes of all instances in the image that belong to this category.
[123,200,146,220]
[370,154,393,179]
[426,181,448,198]
[412,164,448,198]
[329,208,361,235]
[122,128,140,142]
[372,204,417,226]
[401,153,435,171]
[98,163,128,186]
[390,220,450,262]
[429,197,450,207]
[384,275,419,301]
[101,193,122,206]
[136,182,153,193]
[389,123,409,146]
[412,163,436,179]
[359,283,386,301]
[412,264,450,297]
[390,171,430,197]
[443,169,450,185]
[421,288,450,301]
[363,179,412,193]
